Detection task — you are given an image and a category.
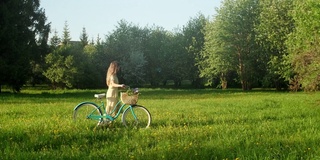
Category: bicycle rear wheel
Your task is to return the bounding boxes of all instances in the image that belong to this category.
[73,102,102,126]
[122,105,151,129]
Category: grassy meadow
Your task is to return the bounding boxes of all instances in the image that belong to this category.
[0,88,320,159]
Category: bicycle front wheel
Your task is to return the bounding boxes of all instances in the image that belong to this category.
[73,102,102,126]
[122,105,151,129]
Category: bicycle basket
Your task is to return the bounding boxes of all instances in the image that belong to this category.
[121,92,139,105]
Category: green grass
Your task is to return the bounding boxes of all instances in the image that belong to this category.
[1,88,320,159]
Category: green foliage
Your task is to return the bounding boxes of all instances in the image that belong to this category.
[50,30,61,49]
[166,32,188,86]
[143,27,171,86]
[286,0,320,91]
[120,51,147,86]
[199,15,234,88]
[256,0,294,52]
[3,0,319,91]
[105,20,147,61]
[62,21,71,45]
[43,46,77,89]
[255,0,294,90]
[200,0,264,90]
[1,89,320,159]
[183,13,208,88]
[104,20,150,85]
[80,27,89,47]
[199,0,319,91]
[104,20,204,88]
[0,0,50,92]
[83,44,97,55]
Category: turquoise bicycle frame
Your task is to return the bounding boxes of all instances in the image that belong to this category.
[73,100,138,122]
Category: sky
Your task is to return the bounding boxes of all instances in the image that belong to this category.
[40,0,222,41]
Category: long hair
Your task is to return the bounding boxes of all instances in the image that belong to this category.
[106,61,119,86]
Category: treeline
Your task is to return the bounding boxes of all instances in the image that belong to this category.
[42,18,207,90]
[0,0,207,92]
[199,0,320,91]
[1,0,319,92]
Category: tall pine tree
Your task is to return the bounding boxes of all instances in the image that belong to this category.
[0,0,50,92]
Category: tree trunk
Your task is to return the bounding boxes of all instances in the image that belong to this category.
[162,80,167,86]
[241,80,252,90]
[174,79,181,87]
[220,73,228,89]
[238,52,252,91]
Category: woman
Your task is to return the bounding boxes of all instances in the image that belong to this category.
[106,61,125,117]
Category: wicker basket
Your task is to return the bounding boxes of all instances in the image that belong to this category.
[121,92,139,105]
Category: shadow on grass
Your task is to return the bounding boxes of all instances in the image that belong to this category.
[0,90,104,100]
[1,88,287,98]
[0,88,290,106]
[143,88,286,96]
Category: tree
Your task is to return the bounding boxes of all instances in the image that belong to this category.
[199,17,235,89]
[143,26,171,86]
[286,0,320,91]
[105,20,137,62]
[50,30,61,49]
[200,0,263,90]
[120,51,147,86]
[105,20,150,84]
[0,0,50,92]
[71,43,101,89]
[62,21,71,45]
[183,13,208,88]
[96,34,101,46]
[43,46,77,89]
[167,32,189,87]
[80,27,89,47]
[255,0,294,90]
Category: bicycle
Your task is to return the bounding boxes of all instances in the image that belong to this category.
[73,87,152,129]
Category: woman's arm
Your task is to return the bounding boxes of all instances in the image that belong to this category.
[109,76,125,88]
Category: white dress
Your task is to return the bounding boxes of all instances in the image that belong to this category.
[106,75,119,116]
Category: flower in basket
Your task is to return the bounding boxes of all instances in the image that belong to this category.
[133,88,139,94]
[126,88,139,96]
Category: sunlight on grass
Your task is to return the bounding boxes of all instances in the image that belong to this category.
[1,89,320,159]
